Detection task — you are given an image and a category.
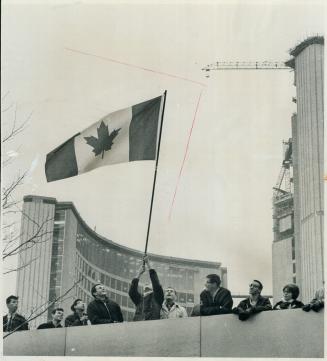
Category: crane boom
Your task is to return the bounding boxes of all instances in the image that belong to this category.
[202,61,290,72]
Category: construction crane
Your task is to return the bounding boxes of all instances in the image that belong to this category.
[203,60,294,198]
[202,61,290,77]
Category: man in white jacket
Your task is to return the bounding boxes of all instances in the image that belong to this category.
[160,287,188,319]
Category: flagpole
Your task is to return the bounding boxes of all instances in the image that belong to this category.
[144,90,167,257]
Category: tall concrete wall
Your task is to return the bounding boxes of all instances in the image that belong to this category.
[292,113,303,291]
[4,309,323,357]
[16,196,56,329]
[293,43,324,302]
[60,208,78,316]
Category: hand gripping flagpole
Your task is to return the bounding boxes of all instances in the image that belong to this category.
[143,90,167,259]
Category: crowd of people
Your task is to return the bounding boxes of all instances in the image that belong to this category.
[3,256,324,332]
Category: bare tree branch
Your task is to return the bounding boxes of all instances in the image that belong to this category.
[1,90,10,101]
[5,236,53,258]
[3,206,54,260]
[1,102,14,113]
[2,145,23,169]
[2,108,32,143]
[2,171,28,209]
[3,238,19,255]
[21,209,52,228]
[3,209,24,215]
[3,256,39,275]
[1,100,47,277]
[2,221,16,230]
[2,156,14,167]
[3,223,54,260]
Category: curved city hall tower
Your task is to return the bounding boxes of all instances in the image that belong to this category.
[16,195,227,329]
[287,37,324,303]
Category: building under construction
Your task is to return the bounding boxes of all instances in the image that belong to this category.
[272,139,295,300]
[203,36,324,303]
[272,36,324,303]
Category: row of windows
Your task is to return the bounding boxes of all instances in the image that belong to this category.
[76,249,196,296]
[76,232,143,278]
[75,267,195,310]
[76,252,196,301]
[76,228,196,291]
[55,210,66,221]
[291,237,296,261]
[76,255,131,292]
[75,256,195,304]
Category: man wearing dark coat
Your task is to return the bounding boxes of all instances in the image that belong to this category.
[233,279,272,321]
[37,308,64,329]
[87,283,123,324]
[65,299,90,326]
[200,274,233,316]
[129,255,164,321]
[3,295,28,332]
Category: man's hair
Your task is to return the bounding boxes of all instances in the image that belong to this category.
[253,279,263,290]
[52,307,64,315]
[206,274,221,287]
[71,298,83,312]
[283,284,300,300]
[91,283,102,297]
[165,286,177,295]
[6,295,18,305]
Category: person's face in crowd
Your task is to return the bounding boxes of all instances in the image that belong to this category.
[94,284,107,297]
[249,281,261,295]
[164,288,177,302]
[53,310,64,322]
[74,300,85,312]
[7,299,18,314]
[283,288,293,301]
[205,278,218,292]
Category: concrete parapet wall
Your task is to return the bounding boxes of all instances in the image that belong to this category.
[3,309,324,357]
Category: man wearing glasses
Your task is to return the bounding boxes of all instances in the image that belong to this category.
[199,274,233,316]
[233,280,272,321]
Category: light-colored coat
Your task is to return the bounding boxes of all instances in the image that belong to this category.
[160,302,188,319]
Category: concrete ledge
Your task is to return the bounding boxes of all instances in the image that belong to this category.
[3,327,66,356]
[201,309,324,357]
[3,309,324,357]
[66,316,200,356]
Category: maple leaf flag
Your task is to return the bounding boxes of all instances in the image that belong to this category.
[45,95,164,182]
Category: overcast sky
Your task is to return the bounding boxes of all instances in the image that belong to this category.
[2,0,325,309]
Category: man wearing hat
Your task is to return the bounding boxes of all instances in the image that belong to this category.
[128,255,164,321]
[65,299,90,327]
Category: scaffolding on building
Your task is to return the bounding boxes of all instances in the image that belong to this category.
[273,138,293,201]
